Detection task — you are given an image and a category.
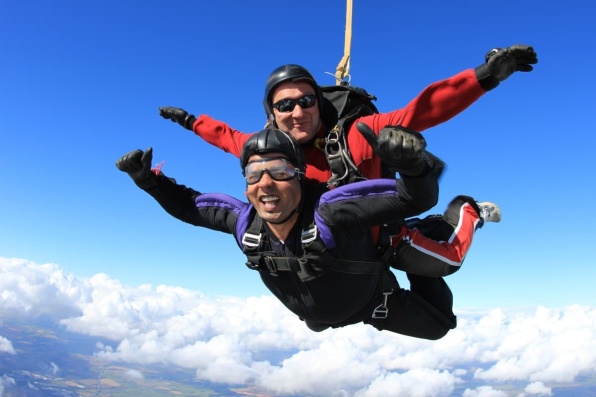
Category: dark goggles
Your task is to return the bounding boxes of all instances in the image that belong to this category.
[244,157,301,185]
[272,94,317,113]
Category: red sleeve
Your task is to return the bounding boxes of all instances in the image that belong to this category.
[347,68,486,179]
[365,68,486,132]
[192,115,254,158]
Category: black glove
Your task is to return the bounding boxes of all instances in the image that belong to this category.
[159,106,196,131]
[356,123,429,177]
[475,44,538,91]
[115,147,157,189]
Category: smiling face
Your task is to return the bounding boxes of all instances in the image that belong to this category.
[244,152,302,230]
[271,81,322,144]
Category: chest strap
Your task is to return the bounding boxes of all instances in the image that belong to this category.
[243,218,386,277]
[325,111,366,188]
[242,217,395,319]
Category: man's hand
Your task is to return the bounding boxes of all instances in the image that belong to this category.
[356,123,428,176]
[357,123,426,163]
[115,147,156,189]
[475,44,537,90]
[159,106,196,131]
[486,44,538,82]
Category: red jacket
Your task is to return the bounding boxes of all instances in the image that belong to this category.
[192,69,485,183]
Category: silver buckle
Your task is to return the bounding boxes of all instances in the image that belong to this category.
[301,225,318,244]
[372,291,392,319]
[242,232,261,248]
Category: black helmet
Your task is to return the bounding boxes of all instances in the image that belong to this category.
[240,127,306,177]
[263,64,324,124]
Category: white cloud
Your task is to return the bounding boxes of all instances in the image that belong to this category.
[523,381,552,396]
[354,368,459,397]
[1,257,595,397]
[0,375,16,397]
[124,369,144,380]
[0,336,15,354]
[462,386,507,397]
[473,306,596,383]
[0,258,84,318]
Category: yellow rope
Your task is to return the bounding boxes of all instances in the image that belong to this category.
[335,0,353,85]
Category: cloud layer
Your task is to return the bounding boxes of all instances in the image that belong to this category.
[1,257,595,396]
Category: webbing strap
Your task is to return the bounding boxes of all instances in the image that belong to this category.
[335,0,353,85]
[246,255,304,273]
[242,214,386,279]
[325,112,366,188]
[248,253,384,276]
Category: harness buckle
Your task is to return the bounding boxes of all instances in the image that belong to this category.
[326,129,339,144]
[242,231,262,248]
[301,224,318,244]
[372,291,392,319]
[264,256,278,272]
[245,261,259,271]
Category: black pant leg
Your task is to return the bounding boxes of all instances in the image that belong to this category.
[407,273,456,325]
[365,283,456,340]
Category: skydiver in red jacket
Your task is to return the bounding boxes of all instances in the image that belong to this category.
[159,44,537,185]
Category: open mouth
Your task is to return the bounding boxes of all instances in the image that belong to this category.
[260,195,280,210]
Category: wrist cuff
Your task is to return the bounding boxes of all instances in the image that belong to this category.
[183,115,197,131]
[134,175,158,190]
[474,64,500,91]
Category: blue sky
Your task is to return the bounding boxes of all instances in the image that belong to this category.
[2,1,596,395]
[2,0,595,311]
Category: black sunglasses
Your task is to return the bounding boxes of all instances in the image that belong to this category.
[272,95,317,113]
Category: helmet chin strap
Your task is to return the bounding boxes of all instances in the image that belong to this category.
[268,114,277,128]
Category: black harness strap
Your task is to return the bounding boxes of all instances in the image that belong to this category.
[319,85,378,188]
[242,216,395,319]
[325,110,366,188]
[243,217,383,274]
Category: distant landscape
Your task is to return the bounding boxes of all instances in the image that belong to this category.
[2,316,595,397]
[0,317,264,397]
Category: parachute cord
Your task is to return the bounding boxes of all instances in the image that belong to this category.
[335,0,353,86]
